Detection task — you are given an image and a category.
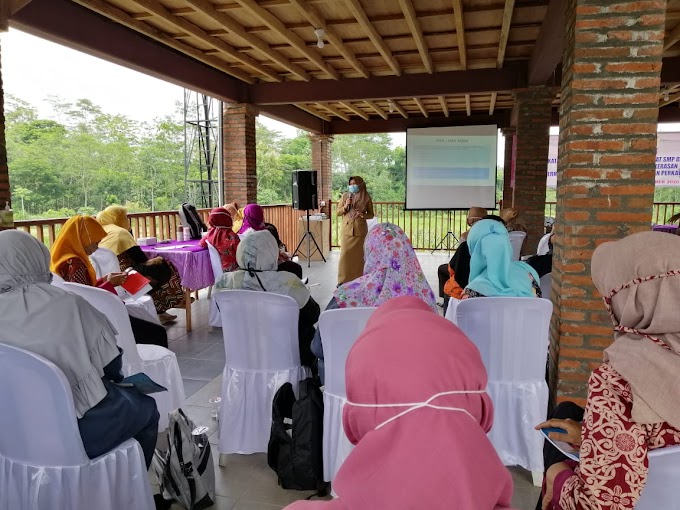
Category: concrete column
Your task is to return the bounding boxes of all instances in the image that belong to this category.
[310,134,333,214]
[500,127,516,209]
[222,103,257,206]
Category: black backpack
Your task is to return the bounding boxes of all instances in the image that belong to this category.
[179,203,207,240]
[267,378,327,493]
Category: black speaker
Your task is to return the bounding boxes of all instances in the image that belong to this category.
[292,170,318,211]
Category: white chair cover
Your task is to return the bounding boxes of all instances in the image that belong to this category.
[444,297,461,323]
[536,233,552,256]
[59,282,185,430]
[0,343,154,510]
[124,295,161,325]
[540,273,552,300]
[636,445,680,509]
[366,217,380,231]
[51,272,64,284]
[90,247,122,278]
[214,290,309,454]
[319,307,377,482]
[508,231,527,261]
[454,297,553,472]
[207,242,224,328]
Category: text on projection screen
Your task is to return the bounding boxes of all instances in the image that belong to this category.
[406,125,498,210]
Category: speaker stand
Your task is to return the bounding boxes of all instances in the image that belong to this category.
[293,210,327,268]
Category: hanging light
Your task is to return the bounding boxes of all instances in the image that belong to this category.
[314,28,325,49]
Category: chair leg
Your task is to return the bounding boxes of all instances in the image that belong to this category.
[219,453,228,467]
[532,470,544,488]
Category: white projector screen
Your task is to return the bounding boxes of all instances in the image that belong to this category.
[405,125,498,210]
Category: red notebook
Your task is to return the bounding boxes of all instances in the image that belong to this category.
[120,270,153,301]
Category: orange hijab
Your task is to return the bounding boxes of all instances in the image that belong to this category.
[50,215,107,285]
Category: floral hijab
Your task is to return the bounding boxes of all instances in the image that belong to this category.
[333,223,437,312]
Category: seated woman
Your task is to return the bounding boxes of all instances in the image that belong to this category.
[526,234,553,278]
[215,230,320,369]
[312,223,437,381]
[50,215,169,348]
[537,231,680,510]
[96,205,185,324]
[264,222,304,279]
[200,207,240,272]
[284,297,514,510]
[237,203,266,236]
[0,230,159,467]
[462,218,541,299]
[225,202,243,233]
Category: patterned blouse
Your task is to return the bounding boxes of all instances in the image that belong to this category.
[553,363,680,509]
[57,257,115,293]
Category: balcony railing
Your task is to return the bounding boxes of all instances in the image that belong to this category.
[15,201,680,251]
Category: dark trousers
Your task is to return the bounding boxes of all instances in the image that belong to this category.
[278,260,303,279]
[129,316,168,348]
[437,263,450,314]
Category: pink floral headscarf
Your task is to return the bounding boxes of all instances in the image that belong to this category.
[333,222,437,312]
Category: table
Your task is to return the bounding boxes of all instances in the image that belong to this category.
[653,224,678,234]
[140,239,214,331]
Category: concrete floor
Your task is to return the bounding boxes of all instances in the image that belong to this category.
[163,249,541,509]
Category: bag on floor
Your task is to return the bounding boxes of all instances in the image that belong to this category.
[267,378,326,492]
[179,203,207,240]
[160,408,215,510]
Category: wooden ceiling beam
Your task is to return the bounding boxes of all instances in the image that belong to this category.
[232,0,339,79]
[489,92,497,115]
[130,0,280,81]
[259,104,324,133]
[497,0,516,67]
[329,112,510,135]
[452,0,466,70]
[365,100,388,119]
[465,95,471,116]
[344,0,401,76]
[70,0,255,83]
[185,0,310,81]
[413,97,429,117]
[318,102,351,121]
[294,103,331,121]
[339,101,370,120]
[527,0,565,85]
[397,0,432,73]
[438,96,449,117]
[1,0,32,30]
[660,90,680,107]
[288,0,369,78]
[665,22,680,51]
[390,100,408,119]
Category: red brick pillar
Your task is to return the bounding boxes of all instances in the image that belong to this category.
[222,103,257,206]
[501,127,516,209]
[512,87,554,253]
[310,134,333,214]
[551,0,665,404]
[0,41,11,231]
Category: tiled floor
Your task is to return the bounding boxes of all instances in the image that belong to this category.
[162,250,541,509]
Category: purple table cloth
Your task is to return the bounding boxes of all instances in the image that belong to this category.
[140,239,214,291]
[653,224,678,234]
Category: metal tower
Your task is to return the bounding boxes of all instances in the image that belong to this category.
[183,90,223,208]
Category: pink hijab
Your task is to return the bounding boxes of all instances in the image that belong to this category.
[284,297,515,510]
[238,204,265,234]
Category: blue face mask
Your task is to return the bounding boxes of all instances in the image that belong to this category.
[348,184,360,194]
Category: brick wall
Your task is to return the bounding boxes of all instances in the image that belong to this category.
[222,103,257,207]
[551,0,665,404]
[513,87,554,253]
[0,41,10,230]
[310,134,333,214]
[501,127,515,208]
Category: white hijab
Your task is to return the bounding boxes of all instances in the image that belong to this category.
[215,230,310,308]
[0,230,121,418]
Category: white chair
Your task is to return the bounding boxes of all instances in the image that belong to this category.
[90,247,121,278]
[366,217,380,231]
[51,272,65,284]
[536,233,552,256]
[540,273,552,300]
[444,297,461,322]
[206,242,224,328]
[508,231,527,261]
[636,445,680,509]
[319,307,377,483]
[0,343,154,510]
[58,282,185,430]
[453,297,552,479]
[214,290,309,457]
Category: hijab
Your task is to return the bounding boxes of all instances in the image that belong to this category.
[50,215,107,285]
[200,207,240,272]
[592,231,680,429]
[345,176,371,221]
[466,219,539,297]
[238,204,265,234]
[283,297,514,510]
[501,208,527,233]
[333,223,437,312]
[225,202,243,233]
[0,230,121,419]
[215,230,309,308]
[96,205,137,256]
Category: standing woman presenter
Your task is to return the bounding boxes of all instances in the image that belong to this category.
[337,176,374,285]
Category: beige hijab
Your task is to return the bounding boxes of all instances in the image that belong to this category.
[345,176,371,220]
[592,231,680,429]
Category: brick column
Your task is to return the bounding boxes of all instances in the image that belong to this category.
[551,0,665,404]
[222,103,257,206]
[310,134,333,214]
[501,127,516,209]
[512,87,554,253]
[0,41,10,231]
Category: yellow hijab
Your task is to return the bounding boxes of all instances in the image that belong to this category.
[225,203,244,234]
[50,215,107,285]
[96,205,137,256]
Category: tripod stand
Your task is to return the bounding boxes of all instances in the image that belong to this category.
[293,209,327,268]
[431,210,460,254]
